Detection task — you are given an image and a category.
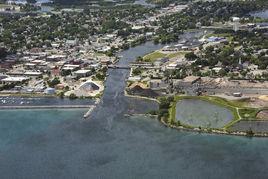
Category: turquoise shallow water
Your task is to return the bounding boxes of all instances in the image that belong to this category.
[1,111,268,179]
[0,109,86,149]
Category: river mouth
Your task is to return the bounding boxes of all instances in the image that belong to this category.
[176,99,234,128]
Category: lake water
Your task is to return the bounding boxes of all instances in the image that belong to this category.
[251,9,268,19]
[0,109,87,149]
[175,99,233,128]
[1,33,268,178]
[0,96,95,106]
[134,0,155,7]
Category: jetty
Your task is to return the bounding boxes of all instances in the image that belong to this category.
[83,107,95,118]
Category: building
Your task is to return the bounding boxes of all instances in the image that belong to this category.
[232,17,240,32]
[74,69,92,78]
[44,87,56,95]
[62,64,80,71]
[46,55,66,62]
[1,76,29,84]
[24,71,42,77]
[175,76,201,87]
[149,79,169,91]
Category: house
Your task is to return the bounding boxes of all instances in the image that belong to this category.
[1,76,29,84]
[66,39,78,47]
[74,69,92,78]
[46,55,66,62]
[62,64,80,71]
[149,79,169,90]
[100,59,111,66]
[128,76,142,82]
[24,71,42,77]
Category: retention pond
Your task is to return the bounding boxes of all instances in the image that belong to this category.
[175,99,234,128]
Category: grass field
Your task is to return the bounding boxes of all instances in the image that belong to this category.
[143,51,166,62]
[142,50,189,62]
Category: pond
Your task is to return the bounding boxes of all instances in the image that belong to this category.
[229,120,268,133]
[175,99,234,128]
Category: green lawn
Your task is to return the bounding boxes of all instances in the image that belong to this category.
[167,51,188,59]
[143,51,166,62]
[238,108,259,119]
[142,50,189,62]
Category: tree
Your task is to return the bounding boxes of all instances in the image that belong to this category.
[47,77,60,88]
[58,91,65,98]
[218,68,227,77]
[69,93,77,100]
[136,56,143,62]
[246,128,254,137]
[26,0,37,4]
[0,48,7,59]
[185,52,197,61]
[132,68,142,76]
[61,69,71,76]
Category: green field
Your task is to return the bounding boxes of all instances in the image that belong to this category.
[143,51,166,62]
[142,50,188,62]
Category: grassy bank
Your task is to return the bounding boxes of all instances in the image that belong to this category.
[142,50,188,62]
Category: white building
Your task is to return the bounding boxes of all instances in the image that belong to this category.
[74,70,92,77]
[232,17,240,32]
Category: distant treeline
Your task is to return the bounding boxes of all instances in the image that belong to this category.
[52,0,135,6]
[146,0,191,7]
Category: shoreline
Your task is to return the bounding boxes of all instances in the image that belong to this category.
[160,118,268,138]
[124,90,159,103]
[125,92,268,137]
[0,92,101,99]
